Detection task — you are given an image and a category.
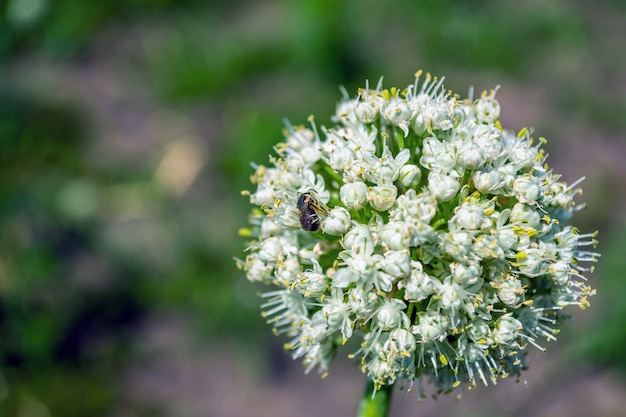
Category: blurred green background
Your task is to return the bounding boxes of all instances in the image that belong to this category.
[1,0,625,416]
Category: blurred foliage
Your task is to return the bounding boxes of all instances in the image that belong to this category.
[136,0,587,101]
[0,0,214,56]
[0,0,625,415]
[0,93,145,415]
[570,223,626,371]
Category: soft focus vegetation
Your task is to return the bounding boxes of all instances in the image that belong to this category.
[1,0,625,415]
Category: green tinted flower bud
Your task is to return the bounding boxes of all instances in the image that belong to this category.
[381,249,411,278]
[415,311,450,342]
[398,164,422,188]
[452,203,485,230]
[355,100,379,123]
[495,276,526,307]
[428,172,461,202]
[475,89,501,124]
[493,315,522,345]
[368,184,398,211]
[376,298,409,330]
[472,169,503,194]
[340,181,368,210]
[514,176,541,205]
[380,221,410,250]
[322,207,351,236]
[451,261,483,286]
[510,203,541,229]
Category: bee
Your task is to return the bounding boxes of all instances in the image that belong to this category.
[297,191,327,232]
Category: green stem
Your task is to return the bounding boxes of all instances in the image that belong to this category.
[357,379,393,417]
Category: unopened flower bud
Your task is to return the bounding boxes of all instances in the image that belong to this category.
[495,276,525,307]
[355,100,379,123]
[475,91,501,124]
[380,221,410,250]
[368,184,398,211]
[513,176,541,205]
[453,204,485,230]
[340,182,368,210]
[415,311,449,342]
[428,172,460,202]
[328,147,354,172]
[493,315,522,345]
[398,164,422,188]
[382,249,411,278]
[376,298,408,330]
[510,203,541,228]
[457,141,486,169]
[322,207,351,236]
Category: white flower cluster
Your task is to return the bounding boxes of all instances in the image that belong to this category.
[237,71,598,396]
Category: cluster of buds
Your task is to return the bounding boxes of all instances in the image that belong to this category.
[237,71,598,396]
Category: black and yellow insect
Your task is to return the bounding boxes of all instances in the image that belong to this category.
[297,191,327,232]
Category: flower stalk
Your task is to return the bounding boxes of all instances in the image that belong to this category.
[358,378,393,417]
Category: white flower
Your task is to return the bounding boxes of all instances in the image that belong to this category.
[451,203,486,231]
[451,261,483,286]
[457,140,487,170]
[414,310,450,342]
[340,181,368,210]
[328,146,355,172]
[513,176,541,205]
[380,221,411,251]
[241,70,598,397]
[472,168,504,194]
[368,184,398,211]
[428,171,461,202]
[322,288,354,340]
[420,137,457,171]
[397,164,422,188]
[343,223,376,252]
[375,297,410,330]
[399,261,441,302]
[510,203,542,229]
[385,328,416,358]
[381,97,414,136]
[297,263,329,298]
[367,147,411,185]
[381,249,411,278]
[391,189,437,224]
[322,207,351,236]
[493,275,526,308]
[493,315,523,346]
[474,88,501,124]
